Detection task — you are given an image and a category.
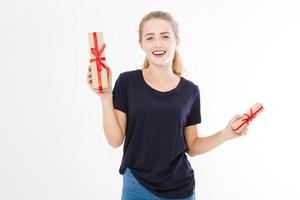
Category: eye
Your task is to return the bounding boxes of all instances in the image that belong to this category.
[146,37,153,40]
[163,36,169,38]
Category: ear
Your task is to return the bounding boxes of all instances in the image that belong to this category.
[139,42,144,50]
[176,37,180,47]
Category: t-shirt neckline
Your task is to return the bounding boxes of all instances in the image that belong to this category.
[138,69,182,94]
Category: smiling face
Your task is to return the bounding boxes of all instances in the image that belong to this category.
[140,18,179,68]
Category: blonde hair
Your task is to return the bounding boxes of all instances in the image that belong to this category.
[138,11,186,77]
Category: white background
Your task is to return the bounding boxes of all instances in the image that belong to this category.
[1,0,299,199]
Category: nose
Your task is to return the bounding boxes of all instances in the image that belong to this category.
[153,38,163,48]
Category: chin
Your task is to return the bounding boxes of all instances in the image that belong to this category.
[149,58,172,67]
[150,61,169,67]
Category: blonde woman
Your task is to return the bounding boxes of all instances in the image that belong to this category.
[87,10,247,200]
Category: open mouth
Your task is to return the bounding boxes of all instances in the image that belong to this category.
[152,50,166,57]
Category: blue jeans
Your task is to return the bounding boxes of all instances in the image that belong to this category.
[121,168,196,200]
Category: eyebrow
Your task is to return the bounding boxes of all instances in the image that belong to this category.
[144,32,171,37]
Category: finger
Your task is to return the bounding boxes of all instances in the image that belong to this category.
[241,129,248,135]
[87,67,91,77]
[107,70,112,87]
[230,114,243,124]
[87,80,92,86]
[108,69,112,77]
[234,131,242,136]
[87,78,92,85]
[109,71,112,81]
[234,114,243,120]
[235,114,243,120]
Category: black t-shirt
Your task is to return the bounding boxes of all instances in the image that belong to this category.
[112,69,201,199]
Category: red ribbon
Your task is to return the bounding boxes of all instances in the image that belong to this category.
[90,32,111,92]
[232,106,264,132]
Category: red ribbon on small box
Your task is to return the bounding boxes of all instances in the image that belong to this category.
[232,103,264,134]
[89,32,111,92]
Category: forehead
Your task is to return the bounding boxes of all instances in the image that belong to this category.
[142,18,173,35]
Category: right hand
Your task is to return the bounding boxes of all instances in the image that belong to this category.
[221,114,248,141]
[86,65,113,99]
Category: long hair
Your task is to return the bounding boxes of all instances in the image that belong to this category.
[138,11,186,77]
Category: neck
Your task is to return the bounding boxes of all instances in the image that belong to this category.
[145,63,177,83]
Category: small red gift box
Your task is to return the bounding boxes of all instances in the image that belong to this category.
[88,32,111,92]
[231,103,264,134]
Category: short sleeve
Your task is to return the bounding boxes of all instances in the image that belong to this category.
[186,86,201,126]
[112,73,128,114]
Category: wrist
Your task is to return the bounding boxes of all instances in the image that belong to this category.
[100,93,113,103]
[219,129,230,142]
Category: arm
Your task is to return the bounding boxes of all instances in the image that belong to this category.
[101,94,127,148]
[87,66,126,149]
[185,128,227,157]
[184,115,248,157]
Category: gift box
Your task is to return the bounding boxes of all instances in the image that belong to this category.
[231,103,264,134]
[88,32,111,92]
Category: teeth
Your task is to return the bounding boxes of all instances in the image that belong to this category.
[153,51,166,55]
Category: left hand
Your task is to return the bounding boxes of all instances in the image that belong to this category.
[222,114,248,141]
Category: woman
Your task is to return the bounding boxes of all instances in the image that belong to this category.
[87,10,247,200]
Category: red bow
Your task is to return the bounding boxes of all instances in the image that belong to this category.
[90,32,111,92]
[232,106,264,132]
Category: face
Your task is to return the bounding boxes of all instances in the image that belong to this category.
[140,18,179,67]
